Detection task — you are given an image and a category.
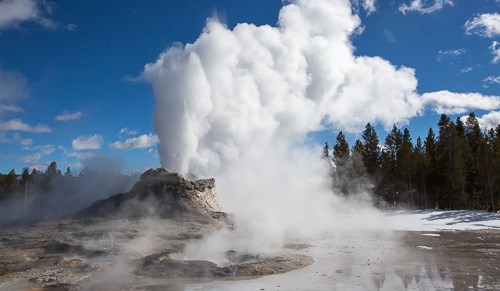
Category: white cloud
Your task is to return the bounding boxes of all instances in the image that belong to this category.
[31,144,56,155]
[19,153,42,164]
[477,111,500,130]
[0,0,56,30]
[422,90,500,114]
[17,144,57,166]
[118,127,138,136]
[460,67,473,74]
[483,75,500,86]
[436,48,465,62]
[351,0,376,15]
[66,23,77,31]
[465,13,500,37]
[399,0,454,15]
[110,133,159,150]
[65,151,96,160]
[362,0,376,14]
[490,41,500,64]
[54,111,82,121]
[0,132,32,146]
[72,135,103,150]
[20,138,32,146]
[0,104,23,113]
[0,119,51,133]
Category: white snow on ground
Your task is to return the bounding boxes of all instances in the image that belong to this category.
[421,233,441,236]
[382,210,500,231]
[417,245,433,250]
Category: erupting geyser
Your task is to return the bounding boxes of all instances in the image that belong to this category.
[144,0,421,177]
[141,0,405,252]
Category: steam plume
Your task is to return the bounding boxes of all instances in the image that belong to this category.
[143,0,414,255]
[144,0,422,176]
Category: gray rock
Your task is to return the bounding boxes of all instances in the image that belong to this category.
[77,169,225,220]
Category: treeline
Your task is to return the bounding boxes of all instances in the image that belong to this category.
[325,112,500,211]
[0,162,138,220]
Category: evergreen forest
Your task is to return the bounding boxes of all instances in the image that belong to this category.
[325,112,499,211]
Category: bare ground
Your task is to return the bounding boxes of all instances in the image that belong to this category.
[0,217,498,290]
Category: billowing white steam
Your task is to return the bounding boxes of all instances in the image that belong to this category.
[143,0,416,257]
[144,0,421,176]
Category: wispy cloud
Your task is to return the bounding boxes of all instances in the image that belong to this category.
[18,144,58,166]
[22,144,57,154]
[21,153,45,164]
[460,67,473,74]
[0,132,32,145]
[0,0,57,30]
[490,41,500,64]
[483,75,500,87]
[465,13,500,37]
[0,119,51,133]
[436,48,466,62]
[0,69,28,102]
[19,152,42,164]
[110,133,159,150]
[66,23,77,31]
[422,90,500,114]
[20,138,32,146]
[54,110,82,121]
[0,104,23,113]
[352,0,377,15]
[72,135,103,150]
[65,150,96,160]
[399,0,454,15]
[118,127,139,136]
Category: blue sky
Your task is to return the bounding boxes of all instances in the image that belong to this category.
[0,0,499,174]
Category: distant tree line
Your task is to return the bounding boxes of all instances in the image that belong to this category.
[324,112,500,211]
[0,162,138,220]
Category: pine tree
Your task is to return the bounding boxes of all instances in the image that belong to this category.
[465,112,482,154]
[361,123,381,177]
[332,132,351,195]
[351,139,366,178]
[3,169,20,195]
[424,127,438,208]
[478,129,496,211]
[414,136,427,208]
[436,114,455,209]
[20,167,30,186]
[323,142,330,159]
[46,161,59,177]
[453,117,470,209]
[493,125,500,210]
[333,131,350,168]
[381,125,402,204]
[464,113,485,208]
[398,128,414,207]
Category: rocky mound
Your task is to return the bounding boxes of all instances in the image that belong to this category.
[77,168,225,220]
[135,250,314,279]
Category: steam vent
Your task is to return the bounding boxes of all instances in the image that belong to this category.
[78,168,225,219]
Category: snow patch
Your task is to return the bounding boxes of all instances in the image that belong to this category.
[383,210,500,231]
[417,246,433,250]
